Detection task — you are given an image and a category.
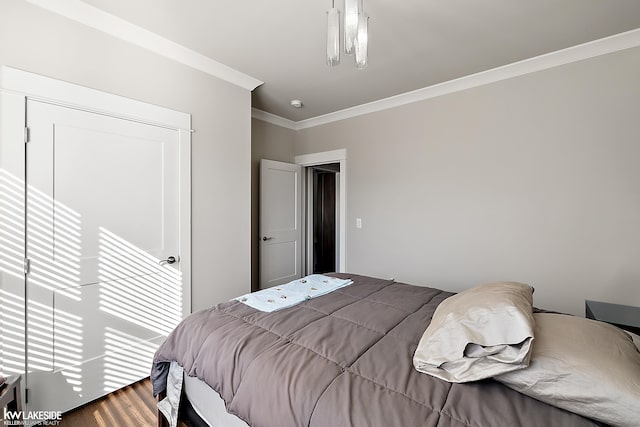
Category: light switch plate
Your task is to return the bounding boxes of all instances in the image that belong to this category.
[356,218,362,228]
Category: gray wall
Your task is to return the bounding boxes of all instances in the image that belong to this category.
[256,47,640,316]
[251,118,297,291]
[0,0,252,310]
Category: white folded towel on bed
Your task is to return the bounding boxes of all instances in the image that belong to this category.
[236,275,353,312]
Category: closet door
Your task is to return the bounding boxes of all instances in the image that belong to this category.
[25,99,184,413]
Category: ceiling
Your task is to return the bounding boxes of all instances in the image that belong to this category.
[81,0,640,122]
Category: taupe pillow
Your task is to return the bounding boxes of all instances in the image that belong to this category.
[413,281,535,383]
[496,313,640,427]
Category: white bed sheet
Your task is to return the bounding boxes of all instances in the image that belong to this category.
[183,373,249,427]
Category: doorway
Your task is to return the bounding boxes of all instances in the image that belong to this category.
[295,149,346,276]
[310,163,340,274]
[257,149,346,289]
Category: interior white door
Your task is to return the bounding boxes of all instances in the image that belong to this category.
[25,99,185,413]
[260,159,302,289]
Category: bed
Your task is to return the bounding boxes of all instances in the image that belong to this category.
[151,273,639,427]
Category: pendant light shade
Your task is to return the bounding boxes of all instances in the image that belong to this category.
[326,6,340,66]
[344,0,360,55]
[355,12,369,69]
[326,0,369,69]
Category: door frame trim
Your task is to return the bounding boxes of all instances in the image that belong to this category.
[1,67,192,131]
[295,149,346,273]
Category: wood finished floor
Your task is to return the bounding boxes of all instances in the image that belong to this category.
[58,378,187,427]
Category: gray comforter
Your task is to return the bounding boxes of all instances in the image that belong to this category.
[151,274,602,427]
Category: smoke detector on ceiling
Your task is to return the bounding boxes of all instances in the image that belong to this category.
[290,99,303,108]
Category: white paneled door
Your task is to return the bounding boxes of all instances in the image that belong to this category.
[25,99,185,413]
[259,159,302,289]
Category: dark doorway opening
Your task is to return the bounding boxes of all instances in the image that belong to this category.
[312,163,339,273]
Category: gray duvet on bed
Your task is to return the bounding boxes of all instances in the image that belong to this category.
[151,274,602,427]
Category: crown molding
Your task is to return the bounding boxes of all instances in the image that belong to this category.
[253,27,640,130]
[251,108,298,130]
[25,0,263,91]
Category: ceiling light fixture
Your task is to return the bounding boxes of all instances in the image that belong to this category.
[354,8,369,69]
[327,0,369,69]
[344,0,359,55]
[326,1,340,66]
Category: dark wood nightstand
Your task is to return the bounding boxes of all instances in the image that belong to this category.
[0,375,23,422]
[585,300,640,335]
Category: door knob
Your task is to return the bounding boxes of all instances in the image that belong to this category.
[262,236,273,241]
[159,255,179,265]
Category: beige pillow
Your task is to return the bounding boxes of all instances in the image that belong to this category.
[496,313,640,427]
[413,281,535,383]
